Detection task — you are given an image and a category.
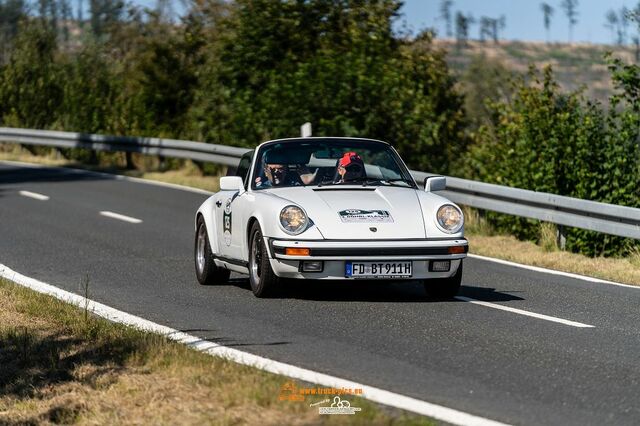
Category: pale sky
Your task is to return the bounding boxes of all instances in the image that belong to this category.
[126,0,640,45]
[399,0,640,44]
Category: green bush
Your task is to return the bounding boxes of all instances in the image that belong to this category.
[0,24,62,129]
[463,63,639,256]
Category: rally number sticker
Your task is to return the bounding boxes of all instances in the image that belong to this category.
[223,199,232,246]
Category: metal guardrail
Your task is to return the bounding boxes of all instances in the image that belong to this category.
[1,127,639,240]
[412,171,640,240]
[0,127,250,167]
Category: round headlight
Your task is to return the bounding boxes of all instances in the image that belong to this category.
[436,204,463,233]
[279,205,308,235]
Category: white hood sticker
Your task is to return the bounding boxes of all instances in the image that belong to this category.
[338,209,393,223]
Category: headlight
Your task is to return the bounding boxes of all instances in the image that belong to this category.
[279,205,308,235]
[436,204,463,233]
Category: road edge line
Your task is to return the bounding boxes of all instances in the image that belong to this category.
[0,263,509,426]
[468,253,639,289]
[455,296,595,328]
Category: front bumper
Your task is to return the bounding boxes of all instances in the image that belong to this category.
[266,238,468,280]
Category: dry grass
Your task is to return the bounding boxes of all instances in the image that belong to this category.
[0,278,432,425]
[0,143,70,166]
[538,222,558,253]
[123,167,220,193]
[467,233,640,286]
[0,143,221,192]
[463,206,640,286]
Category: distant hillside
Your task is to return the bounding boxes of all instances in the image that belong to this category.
[434,39,638,102]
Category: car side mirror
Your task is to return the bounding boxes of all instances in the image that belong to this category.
[220,176,245,193]
[424,176,446,192]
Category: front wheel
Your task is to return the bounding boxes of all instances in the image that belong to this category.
[195,216,230,285]
[248,222,281,297]
[424,262,463,299]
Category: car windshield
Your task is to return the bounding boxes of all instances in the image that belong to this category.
[252,139,416,190]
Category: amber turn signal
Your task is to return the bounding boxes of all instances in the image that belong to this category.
[285,247,310,256]
[448,246,466,254]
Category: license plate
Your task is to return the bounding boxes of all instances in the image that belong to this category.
[346,261,412,278]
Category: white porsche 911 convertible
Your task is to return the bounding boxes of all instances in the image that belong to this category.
[194,137,468,298]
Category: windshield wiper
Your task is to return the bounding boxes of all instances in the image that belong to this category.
[317,177,412,188]
[343,177,413,187]
[336,177,382,186]
[316,177,338,187]
[379,178,412,187]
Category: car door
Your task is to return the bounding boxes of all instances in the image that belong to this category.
[216,151,253,260]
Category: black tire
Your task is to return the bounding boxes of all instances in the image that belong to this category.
[424,261,463,299]
[248,222,281,297]
[195,216,230,285]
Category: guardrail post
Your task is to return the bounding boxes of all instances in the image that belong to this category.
[125,152,134,169]
[556,225,567,250]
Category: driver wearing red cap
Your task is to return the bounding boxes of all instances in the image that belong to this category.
[337,151,365,183]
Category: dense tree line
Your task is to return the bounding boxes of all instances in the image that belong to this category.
[0,0,467,174]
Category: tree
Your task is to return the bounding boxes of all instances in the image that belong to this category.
[628,4,640,60]
[59,0,72,43]
[154,0,174,23]
[605,9,619,45]
[479,16,491,42]
[620,6,630,45]
[560,0,578,42]
[0,0,28,62]
[455,11,472,47]
[479,16,505,43]
[77,0,84,23]
[494,15,506,43]
[439,0,454,38]
[192,0,468,174]
[37,0,59,32]
[0,24,63,128]
[89,0,125,38]
[540,2,554,43]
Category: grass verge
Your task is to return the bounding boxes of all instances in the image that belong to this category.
[463,207,640,286]
[0,144,221,192]
[0,277,433,425]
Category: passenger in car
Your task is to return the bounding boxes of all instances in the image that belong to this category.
[336,151,365,183]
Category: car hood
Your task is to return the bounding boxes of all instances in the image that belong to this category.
[266,186,427,239]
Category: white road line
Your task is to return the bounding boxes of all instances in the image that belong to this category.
[19,190,50,201]
[0,264,508,426]
[468,254,639,290]
[455,296,595,328]
[99,211,142,224]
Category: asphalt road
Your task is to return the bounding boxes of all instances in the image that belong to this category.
[2,161,640,425]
